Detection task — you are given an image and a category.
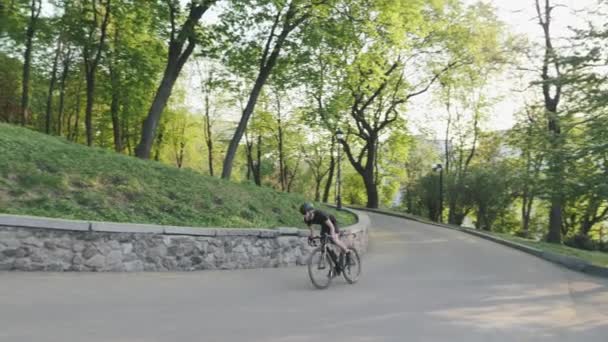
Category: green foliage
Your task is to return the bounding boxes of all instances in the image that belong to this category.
[409,173,442,221]
[465,164,513,231]
[0,123,355,228]
[0,53,22,122]
[342,170,366,206]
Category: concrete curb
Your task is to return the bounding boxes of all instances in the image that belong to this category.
[91,222,164,234]
[163,226,217,237]
[0,214,90,231]
[0,208,367,240]
[352,206,608,279]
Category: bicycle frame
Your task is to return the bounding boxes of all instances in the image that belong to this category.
[310,236,341,270]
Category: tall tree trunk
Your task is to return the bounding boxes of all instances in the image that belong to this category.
[67,78,79,141]
[176,142,185,168]
[45,40,62,134]
[69,77,84,142]
[245,131,253,181]
[57,47,72,136]
[323,146,335,203]
[444,86,452,174]
[580,218,593,237]
[109,62,122,152]
[21,0,41,126]
[154,127,164,162]
[84,73,95,145]
[277,122,285,191]
[222,2,307,179]
[314,181,321,202]
[341,135,380,208]
[122,116,132,155]
[136,51,187,157]
[109,28,122,152]
[110,88,121,152]
[135,1,215,159]
[83,0,111,146]
[72,95,81,142]
[536,0,563,243]
[522,194,530,236]
[363,170,379,209]
[254,135,262,186]
[274,92,287,191]
[204,93,214,176]
[365,142,379,209]
[222,67,273,180]
[322,138,336,203]
[286,162,298,193]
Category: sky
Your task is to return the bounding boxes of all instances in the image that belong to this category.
[181,0,601,138]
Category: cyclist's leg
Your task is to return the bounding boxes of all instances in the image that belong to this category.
[330,232,349,254]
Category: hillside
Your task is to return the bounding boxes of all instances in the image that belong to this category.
[0,124,354,228]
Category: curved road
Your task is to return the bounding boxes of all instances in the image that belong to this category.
[1,212,607,341]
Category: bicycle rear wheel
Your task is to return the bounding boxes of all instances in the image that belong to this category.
[342,248,361,284]
[307,247,334,289]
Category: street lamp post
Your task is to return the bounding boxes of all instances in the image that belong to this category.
[336,129,344,209]
[432,163,443,223]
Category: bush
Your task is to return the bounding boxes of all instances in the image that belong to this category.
[564,234,600,251]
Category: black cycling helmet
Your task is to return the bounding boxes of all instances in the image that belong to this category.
[299,202,314,215]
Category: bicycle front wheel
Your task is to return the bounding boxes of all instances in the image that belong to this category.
[342,248,361,284]
[307,247,334,289]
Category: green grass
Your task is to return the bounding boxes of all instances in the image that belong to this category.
[0,123,355,228]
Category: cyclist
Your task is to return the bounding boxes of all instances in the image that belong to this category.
[300,202,351,272]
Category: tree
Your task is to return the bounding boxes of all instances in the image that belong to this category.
[534,0,565,243]
[558,1,608,244]
[0,54,22,123]
[310,0,445,208]
[56,44,73,136]
[135,0,217,159]
[508,107,545,237]
[377,128,411,207]
[79,0,111,146]
[299,40,339,203]
[105,1,165,153]
[201,67,216,175]
[244,97,273,186]
[45,38,63,134]
[195,59,233,176]
[220,0,329,180]
[20,0,42,126]
[433,2,510,223]
[303,138,332,201]
[402,137,440,216]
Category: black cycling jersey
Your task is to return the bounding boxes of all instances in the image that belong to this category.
[305,209,339,236]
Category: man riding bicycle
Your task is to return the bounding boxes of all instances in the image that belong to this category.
[300,203,351,272]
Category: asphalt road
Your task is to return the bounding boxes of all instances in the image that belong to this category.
[1,212,607,342]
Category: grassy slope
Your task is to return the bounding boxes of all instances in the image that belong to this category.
[0,123,355,228]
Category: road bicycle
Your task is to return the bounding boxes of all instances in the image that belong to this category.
[307,234,361,289]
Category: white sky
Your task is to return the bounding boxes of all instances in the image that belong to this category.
[181,0,601,138]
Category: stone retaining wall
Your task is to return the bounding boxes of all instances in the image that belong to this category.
[0,210,369,272]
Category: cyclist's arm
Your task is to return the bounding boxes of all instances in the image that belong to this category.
[325,219,337,235]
